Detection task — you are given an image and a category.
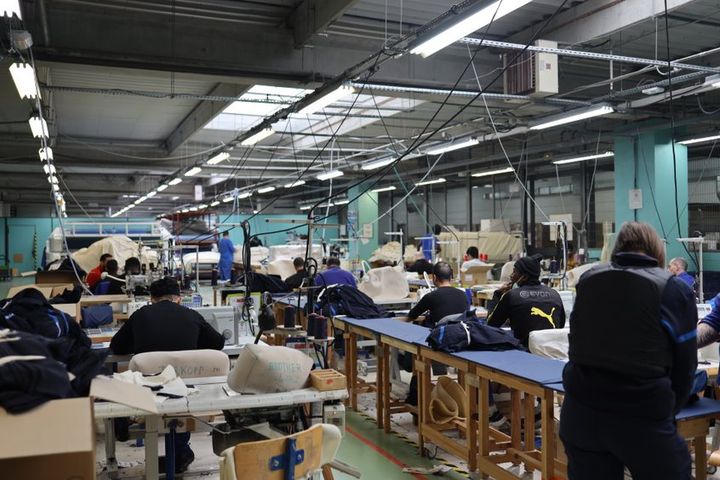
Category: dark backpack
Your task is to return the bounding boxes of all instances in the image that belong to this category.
[0,288,83,343]
[317,284,387,319]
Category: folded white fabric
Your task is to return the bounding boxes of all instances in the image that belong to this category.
[114,365,189,398]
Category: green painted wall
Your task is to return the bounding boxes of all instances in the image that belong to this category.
[347,185,379,261]
[614,129,689,263]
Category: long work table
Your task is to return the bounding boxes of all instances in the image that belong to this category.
[95,380,347,480]
[333,315,720,480]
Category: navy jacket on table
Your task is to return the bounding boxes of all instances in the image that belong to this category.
[110,300,225,354]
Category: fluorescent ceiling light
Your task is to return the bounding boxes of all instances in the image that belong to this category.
[43,164,56,175]
[298,85,354,115]
[361,157,395,171]
[333,199,350,205]
[198,204,208,209]
[47,175,58,184]
[238,191,252,199]
[678,134,720,146]
[222,195,234,203]
[156,184,169,192]
[146,191,157,198]
[184,167,202,177]
[52,183,60,192]
[284,180,306,188]
[38,147,53,161]
[371,186,397,193]
[316,170,344,181]
[241,128,275,146]
[206,151,230,165]
[210,200,220,207]
[426,138,479,155]
[471,167,514,177]
[1,1,22,19]
[530,105,614,131]
[552,151,615,165]
[171,196,180,200]
[134,198,144,205]
[189,206,199,212]
[258,186,276,194]
[9,63,40,99]
[181,208,189,213]
[411,0,533,58]
[299,205,313,211]
[416,178,446,186]
[29,116,49,138]
[169,177,183,186]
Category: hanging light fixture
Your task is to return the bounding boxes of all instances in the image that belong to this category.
[530,105,614,131]
[316,170,344,181]
[241,128,275,146]
[415,178,446,186]
[38,147,53,161]
[298,85,354,116]
[168,177,183,186]
[157,184,169,192]
[258,186,276,194]
[284,180,306,188]
[1,1,22,19]
[9,63,40,99]
[184,166,202,177]
[206,151,230,165]
[28,116,48,138]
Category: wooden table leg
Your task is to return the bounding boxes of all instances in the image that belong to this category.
[540,389,556,479]
[375,339,384,429]
[350,332,358,411]
[511,389,522,464]
[467,374,479,473]
[419,357,432,457]
[478,377,490,479]
[383,344,391,433]
[695,430,708,480]
[524,393,535,473]
[344,332,352,407]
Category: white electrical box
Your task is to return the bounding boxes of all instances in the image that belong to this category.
[323,403,346,435]
[532,40,559,97]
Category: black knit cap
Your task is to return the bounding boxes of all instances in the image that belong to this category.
[514,255,541,279]
[150,277,181,298]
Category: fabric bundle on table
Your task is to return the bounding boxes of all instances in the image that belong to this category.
[0,288,108,413]
[114,365,190,399]
[426,313,521,353]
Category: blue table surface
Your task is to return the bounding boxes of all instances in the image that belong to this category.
[339,317,430,345]
[450,349,566,385]
[545,383,720,421]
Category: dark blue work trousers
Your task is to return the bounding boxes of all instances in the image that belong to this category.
[559,395,691,480]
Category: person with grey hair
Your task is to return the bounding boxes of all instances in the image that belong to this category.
[668,257,695,288]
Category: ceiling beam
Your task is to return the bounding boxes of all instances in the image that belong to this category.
[164,83,250,155]
[288,0,362,48]
[508,0,701,46]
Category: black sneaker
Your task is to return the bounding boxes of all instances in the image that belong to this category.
[158,449,195,475]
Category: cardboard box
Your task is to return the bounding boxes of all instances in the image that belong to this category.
[6,283,74,300]
[0,377,158,480]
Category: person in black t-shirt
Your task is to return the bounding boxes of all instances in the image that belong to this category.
[110,277,224,473]
[285,257,308,290]
[408,261,468,328]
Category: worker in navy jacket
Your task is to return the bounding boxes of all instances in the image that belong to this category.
[560,222,697,480]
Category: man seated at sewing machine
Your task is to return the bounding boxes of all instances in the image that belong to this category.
[110,277,225,473]
[407,261,467,328]
[487,254,566,347]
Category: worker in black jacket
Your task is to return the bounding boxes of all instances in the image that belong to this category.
[486,254,565,347]
[408,261,468,328]
[560,222,697,480]
[110,277,224,473]
[285,257,309,290]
